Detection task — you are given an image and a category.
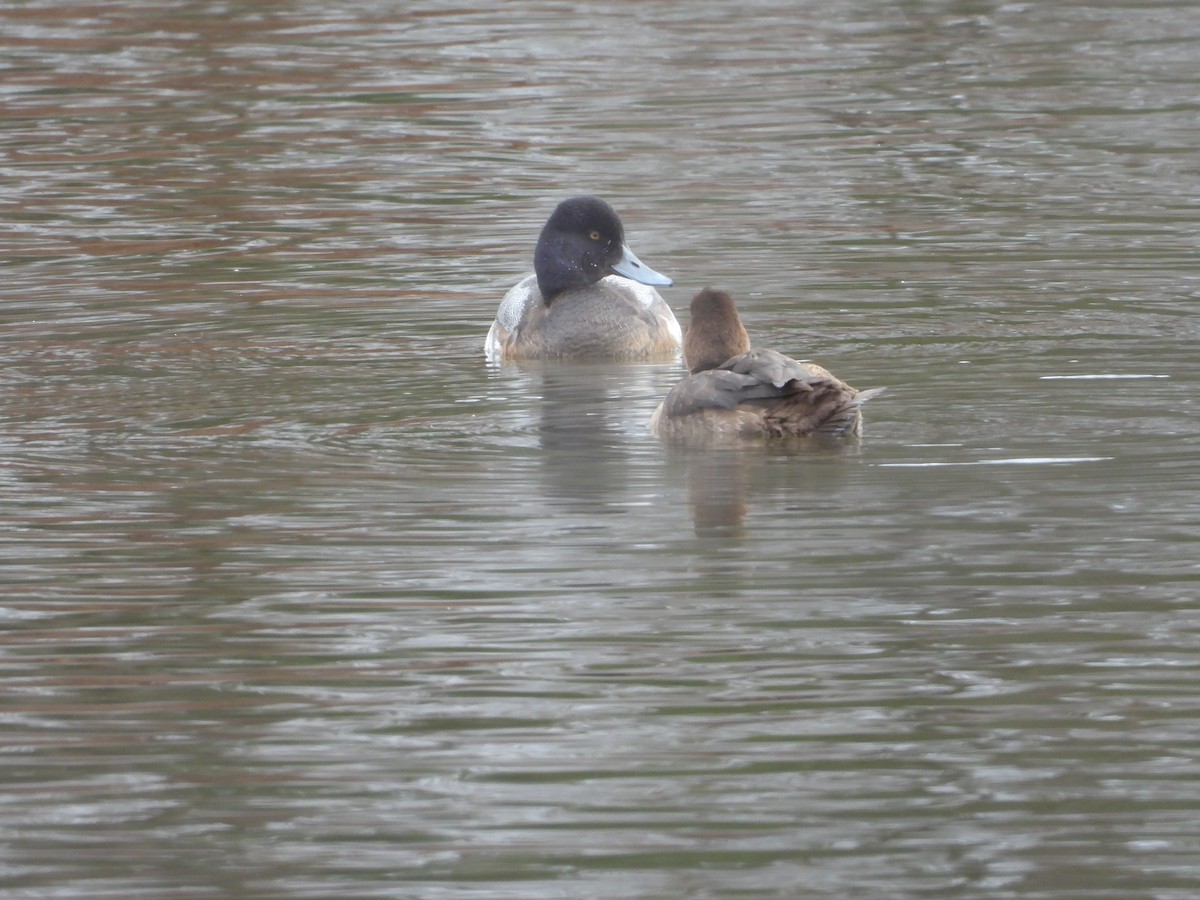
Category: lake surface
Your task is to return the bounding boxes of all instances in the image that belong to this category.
[3,1,1200,897]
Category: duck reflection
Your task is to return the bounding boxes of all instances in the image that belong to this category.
[494,361,673,514]
[667,436,864,538]
[683,445,750,536]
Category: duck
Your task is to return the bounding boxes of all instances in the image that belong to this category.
[485,196,682,362]
[649,288,883,439]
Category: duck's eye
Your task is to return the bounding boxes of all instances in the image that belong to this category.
[589,230,601,241]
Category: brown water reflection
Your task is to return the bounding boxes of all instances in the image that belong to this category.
[4,0,1200,897]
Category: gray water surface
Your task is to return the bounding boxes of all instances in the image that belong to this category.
[3,1,1200,897]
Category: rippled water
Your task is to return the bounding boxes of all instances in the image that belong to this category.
[3,1,1200,897]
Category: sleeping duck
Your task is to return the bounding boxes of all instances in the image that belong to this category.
[485,196,682,362]
[649,288,883,439]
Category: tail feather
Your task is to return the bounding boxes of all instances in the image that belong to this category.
[763,382,884,438]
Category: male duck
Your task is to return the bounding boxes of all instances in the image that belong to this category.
[485,196,682,361]
[649,288,883,439]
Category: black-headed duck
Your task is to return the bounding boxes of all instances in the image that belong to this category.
[485,196,682,362]
[649,288,883,439]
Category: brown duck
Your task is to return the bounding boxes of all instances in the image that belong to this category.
[649,289,883,439]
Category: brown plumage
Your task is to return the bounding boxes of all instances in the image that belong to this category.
[648,289,883,440]
[683,286,751,373]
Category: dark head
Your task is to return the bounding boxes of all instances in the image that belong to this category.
[683,288,751,373]
[533,196,672,304]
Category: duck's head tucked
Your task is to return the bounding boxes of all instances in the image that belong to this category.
[485,196,682,362]
[683,288,751,374]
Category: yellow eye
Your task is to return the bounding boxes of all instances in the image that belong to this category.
[589,230,601,241]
